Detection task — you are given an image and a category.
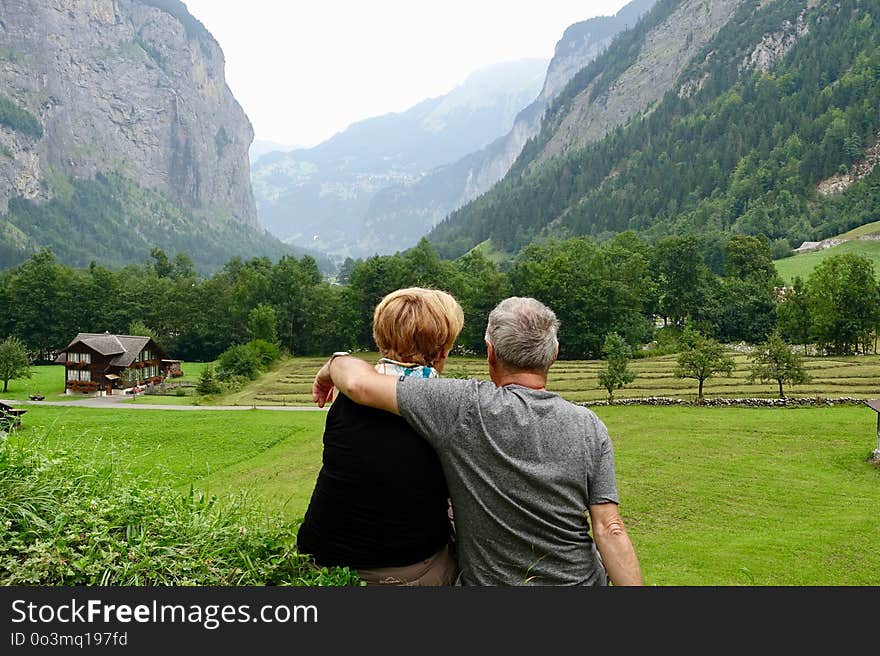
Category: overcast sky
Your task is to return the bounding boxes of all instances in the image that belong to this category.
[182,0,631,148]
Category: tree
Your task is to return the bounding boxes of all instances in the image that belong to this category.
[674,327,735,401]
[748,331,811,399]
[806,253,880,354]
[776,276,811,354]
[0,336,31,393]
[127,320,158,342]
[510,237,653,359]
[597,332,637,403]
[247,304,278,345]
[149,247,173,278]
[723,234,779,284]
[652,236,713,327]
[196,364,222,396]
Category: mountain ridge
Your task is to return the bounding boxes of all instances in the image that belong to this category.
[251,58,549,258]
[356,0,660,257]
[426,0,880,263]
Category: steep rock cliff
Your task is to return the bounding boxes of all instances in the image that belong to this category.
[0,0,257,227]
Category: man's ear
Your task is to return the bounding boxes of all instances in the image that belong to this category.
[485,340,496,365]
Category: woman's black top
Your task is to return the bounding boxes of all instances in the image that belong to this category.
[296,391,451,569]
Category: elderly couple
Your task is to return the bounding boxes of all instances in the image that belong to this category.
[297,288,643,586]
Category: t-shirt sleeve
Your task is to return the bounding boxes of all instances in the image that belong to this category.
[586,413,620,505]
[396,377,470,451]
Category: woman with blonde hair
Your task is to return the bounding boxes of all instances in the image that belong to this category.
[297,287,464,585]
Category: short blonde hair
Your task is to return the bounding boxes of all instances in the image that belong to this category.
[373,287,464,366]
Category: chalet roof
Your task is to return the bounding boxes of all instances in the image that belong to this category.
[56,333,165,367]
[866,399,880,413]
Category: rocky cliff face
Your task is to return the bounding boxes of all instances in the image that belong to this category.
[0,0,257,227]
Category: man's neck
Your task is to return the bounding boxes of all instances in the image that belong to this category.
[492,370,548,391]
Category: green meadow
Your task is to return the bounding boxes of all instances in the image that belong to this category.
[774,239,880,285]
[773,219,880,285]
[11,400,880,586]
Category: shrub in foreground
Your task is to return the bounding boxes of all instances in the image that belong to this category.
[0,439,361,586]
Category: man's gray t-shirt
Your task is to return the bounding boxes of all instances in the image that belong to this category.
[397,377,619,586]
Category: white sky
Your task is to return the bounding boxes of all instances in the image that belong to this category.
[182,1,631,148]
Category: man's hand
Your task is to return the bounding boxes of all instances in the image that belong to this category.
[312,355,400,415]
[312,359,336,408]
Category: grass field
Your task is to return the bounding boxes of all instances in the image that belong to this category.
[196,351,880,407]
[6,350,879,410]
[11,402,879,585]
[1,365,66,400]
[20,405,326,522]
[774,239,880,285]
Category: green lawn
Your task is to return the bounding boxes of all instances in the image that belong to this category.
[1,365,66,400]
[20,405,326,523]
[774,239,880,285]
[11,402,880,585]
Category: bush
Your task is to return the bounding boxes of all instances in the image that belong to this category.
[632,325,682,359]
[247,339,280,368]
[217,340,280,381]
[0,95,42,138]
[0,439,362,586]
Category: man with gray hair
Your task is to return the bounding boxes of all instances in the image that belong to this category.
[312,296,643,586]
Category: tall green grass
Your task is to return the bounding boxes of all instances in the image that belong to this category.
[0,434,359,586]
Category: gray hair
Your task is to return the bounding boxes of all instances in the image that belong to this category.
[484,297,560,373]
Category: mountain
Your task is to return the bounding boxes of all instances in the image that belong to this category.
[0,0,319,273]
[250,139,300,164]
[251,58,549,259]
[427,0,880,262]
[358,0,659,256]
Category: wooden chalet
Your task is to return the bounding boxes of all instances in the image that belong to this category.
[55,333,169,395]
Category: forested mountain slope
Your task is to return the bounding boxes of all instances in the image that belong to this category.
[428,0,880,261]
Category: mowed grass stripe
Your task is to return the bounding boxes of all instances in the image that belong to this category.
[192,353,880,407]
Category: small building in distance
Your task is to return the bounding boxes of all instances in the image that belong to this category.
[55,333,170,395]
